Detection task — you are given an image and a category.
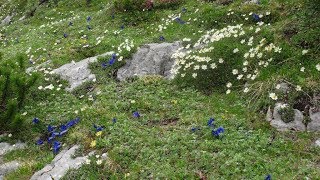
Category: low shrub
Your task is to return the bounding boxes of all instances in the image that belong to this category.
[0,54,38,133]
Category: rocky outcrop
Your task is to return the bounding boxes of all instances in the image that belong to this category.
[117,42,181,81]
[30,145,94,180]
[52,52,113,91]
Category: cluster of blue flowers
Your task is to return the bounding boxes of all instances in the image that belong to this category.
[133,111,140,118]
[175,17,185,25]
[33,117,80,154]
[101,54,117,68]
[252,13,260,22]
[191,117,225,138]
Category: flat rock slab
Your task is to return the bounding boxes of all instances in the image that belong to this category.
[0,161,21,179]
[117,42,181,81]
[53,52,113,91]
[0,142,26,156]
[30,145,91,180]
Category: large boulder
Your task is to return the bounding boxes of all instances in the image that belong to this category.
[52,52,113,91]
[268,103,306,131]
[117,42,181,81]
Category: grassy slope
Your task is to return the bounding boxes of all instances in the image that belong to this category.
[0,0,319,179]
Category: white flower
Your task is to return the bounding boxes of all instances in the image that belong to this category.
[296,85,302,91]
[22,112,28,116]
[85,159,91,165]
[316,64,320,71]
[210,63,217,69]
[96,155,100,158]
[232,69,239,75]
[269,93,278,100]
[279,103,288,109]
[226,82,232,88]
[266,12,271,16]
[181,73,186,77]
[38,86,43,90]
[302,50,308,55]
[243,61,248,66]
[233,48,239,53]
[130,100,136,104]
[192,73,197,78]
[300,67,305,72]
[45,84,54,90]
[8,134,12,137]
[96,159,103,165]
[218,58,224,63]
[237,74,244,80]
[226,89,231,94]
[182,38,191,42]
[201,65,207,70]
[244,87,249,93]
[276,84,281,89]
[194,65,200,70]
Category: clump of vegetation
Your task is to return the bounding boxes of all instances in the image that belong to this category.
[0,53,38,133]
[278,105,295,123]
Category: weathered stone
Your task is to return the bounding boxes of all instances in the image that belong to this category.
[244,0,260,4]
[277,83,290,93]
[52,52,113,91]
[30,145,94,180]
[315,139,320,147]
[0,161,21,178]
[1,15,13,26]
[0,142,26,156]
[307,111,320,132]
[266,106,273,122]
[270,103,305,131]
[117,42,181,81]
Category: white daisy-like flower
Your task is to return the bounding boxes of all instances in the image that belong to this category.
[181,73,186,77]
[85,159,91,165]
[210,63,217,69]
[243,61,248,66]
[269,93,278,100]
[38,86,43,90]
[194,65,200,70]
[8,134,12,137]
[233,48,239,53]
[96,159,103,165]
[302,50,308,55]
[201,65,207,70]
[296,85,302,91]
[244,87,249,93]
[232,69,239,75]
[237,74,244,80]
[192,73,197,78]
[316,64,320,71]
[226,82,232,88]
[226,89,231,94]
[218,58,224,63]
[300,67,305,72]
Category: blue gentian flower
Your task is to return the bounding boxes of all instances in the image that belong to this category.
[112,118,117,123]
[48,125,55,132]
[111,14,115,19]
[59,125,68,136]
[265,175,271,180]
[32,118,40,124]
[87,25,92,30]
[87,16,91,22]
[63,33,68,38]
[159,36,165,41]
[94,124,105,132]
[133,111,140,118]
[53,141,61,154]
[207,118,215,127]
[36,139,44,145]
[120,25,125,30]
[182,7,187,13]
[191,127,200,132]
[175,17,185,24]
[48,133,56,143]
[74,117,80,124]
[101,62,108,68]
[69,22,73,26]
[212,126,224,137]
[108,58,116,65]
[252,13,260,21]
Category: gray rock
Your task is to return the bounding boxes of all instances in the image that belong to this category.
[277,82,290,93]
[0,142,26,156]
[26,60,52,74]
[315,139,320,147]
[266,106,273,122]
[52,52,113,91]
[1,15,13,25]
[307,111,320,132]
[270,103,306,131]
[244,0,260,4]
[18,16,25,21]
[117,42,181,81]
[30,145,93,180]
[0,161,21,178]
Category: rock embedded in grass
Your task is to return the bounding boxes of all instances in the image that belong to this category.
[0,161,21,179]
[52,52,113,91]
[117,42,181,81]
[307,111,320,131]
[30,145,95,180]
[0,142,26,156]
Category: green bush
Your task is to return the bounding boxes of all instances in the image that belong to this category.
[0,53,38,133]
[113,0,147,12]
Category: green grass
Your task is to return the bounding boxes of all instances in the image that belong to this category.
[0,0,319,179]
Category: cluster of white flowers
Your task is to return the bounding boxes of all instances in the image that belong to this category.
[116,39,134,61]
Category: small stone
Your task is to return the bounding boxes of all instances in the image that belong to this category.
[307,111,320,132]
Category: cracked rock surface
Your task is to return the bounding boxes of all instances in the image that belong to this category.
[30,145,91,180]
[117,42,181,81]
[53,52,113,91]
[0,142,25,179]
